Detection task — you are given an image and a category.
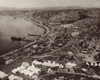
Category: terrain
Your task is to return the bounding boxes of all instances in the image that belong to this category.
[0,8,100,80]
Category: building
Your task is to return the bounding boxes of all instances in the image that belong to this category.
[5,59,13,65]
[12,62,41,78]
[61,24,73,28]
[47,68,53,74]
[65,62,76,73]
[86,61,100,67]
[8,74,23,80]
[0,71,8,79]
[33,44,38,48]
[32,60,63,68]
[71,32,79,37]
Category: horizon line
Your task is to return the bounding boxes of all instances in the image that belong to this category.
[0,6,100,10]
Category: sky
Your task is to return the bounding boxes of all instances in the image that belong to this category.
[0,0,100,8]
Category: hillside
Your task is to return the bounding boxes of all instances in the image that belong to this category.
[0,8,100,80]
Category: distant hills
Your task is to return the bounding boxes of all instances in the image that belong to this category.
[0,6,99,11]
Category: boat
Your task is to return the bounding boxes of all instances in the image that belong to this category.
[11,37,25,41]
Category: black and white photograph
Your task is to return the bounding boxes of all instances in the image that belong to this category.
[0,0,100,80]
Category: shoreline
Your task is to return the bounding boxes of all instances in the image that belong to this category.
[0,17,50,58]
